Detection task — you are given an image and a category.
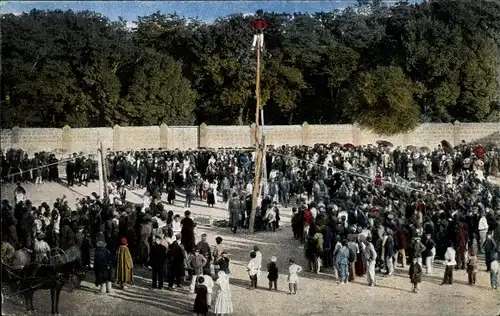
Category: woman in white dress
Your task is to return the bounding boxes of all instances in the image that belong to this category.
[214,271,233,315]
[210,180,218,205]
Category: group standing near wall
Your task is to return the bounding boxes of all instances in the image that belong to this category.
[0,122,499,156]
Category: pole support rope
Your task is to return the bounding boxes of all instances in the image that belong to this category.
[1,155,88,179]
[265,149,442,195]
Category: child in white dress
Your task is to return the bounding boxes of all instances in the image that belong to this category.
[287,259,303,295]
[247,251,260,289]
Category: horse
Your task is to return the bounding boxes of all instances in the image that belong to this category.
[12,247,32,269]
[1,244,32,303]
[18,259,85,315]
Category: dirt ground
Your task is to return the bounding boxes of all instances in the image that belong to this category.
[2,182,499,316]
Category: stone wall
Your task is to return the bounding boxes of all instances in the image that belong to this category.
[1,122,499,155]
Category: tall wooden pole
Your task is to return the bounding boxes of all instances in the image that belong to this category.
[249,34,263,233]
[100,141,109,200]
[260,108,268,197]
[97,141,104,199]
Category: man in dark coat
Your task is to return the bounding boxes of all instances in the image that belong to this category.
[150,235,167,290]
[196,233,212,275]
[394,225,407,268]
[60,218,75,251]
[181,211,195,254]
[167,234,185,289]
[484,231,498,272]
[322,224,333,268]
[455,218,468,270]
[66,158,75,187]
[228,193,239,233]
[94,240,114,294]
[20,205,35,249]
[138,215,153,267]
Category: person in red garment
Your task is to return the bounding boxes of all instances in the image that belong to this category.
[374,173,383,187]
[474,144,485,160]
[303,207,312,243]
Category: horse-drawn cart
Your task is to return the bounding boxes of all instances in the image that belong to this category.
[49,248,68,266]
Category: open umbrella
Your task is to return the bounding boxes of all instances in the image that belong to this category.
[344,143,355,149]
[406,145,417,151]
[419,146,430,153]
[441,140,453,154]
[376,140,394,147]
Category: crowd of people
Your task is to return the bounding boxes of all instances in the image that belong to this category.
[1,140,500,314]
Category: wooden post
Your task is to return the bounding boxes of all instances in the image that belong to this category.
[97,142,104,198]
[249,34,263,233]
[260,108,267,197]
[99,141,109,200]
[260,134,267,197]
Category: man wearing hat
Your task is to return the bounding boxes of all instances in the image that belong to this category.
[94,239,113,294]
[181,211,195,253]
[167,234,185,290]
[196,233,212,275]
[228,193,240,233]
[484,231,498,272]
[150,235,168,290]
[364,236,377,287]
[478,210,489,253]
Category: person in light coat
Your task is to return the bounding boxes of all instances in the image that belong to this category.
[189,249,208,293]
[34,233,51,263]
[490,252,498,290]
[246,251,260,289]
[423,233,436,275]
[364,236,377,287]
[214,271,233,315]
[172,215,182,236]
[287,259,303,294]
[201,273,214,308]
[209,180,218,205]
[228,194,240,234]
[442,241,456,285]
[478,212,489,253]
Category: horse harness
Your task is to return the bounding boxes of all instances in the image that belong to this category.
[2,261,78,300]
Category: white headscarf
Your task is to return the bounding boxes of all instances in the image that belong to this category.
[216,271,231,294]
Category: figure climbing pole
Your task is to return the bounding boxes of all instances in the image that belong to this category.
[249,18,268,233]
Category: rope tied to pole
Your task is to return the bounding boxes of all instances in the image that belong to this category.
[1,154,88,179]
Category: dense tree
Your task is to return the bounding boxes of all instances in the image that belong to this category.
[119,48,197,125]
[1,0,499,134]
[344,66,421,135]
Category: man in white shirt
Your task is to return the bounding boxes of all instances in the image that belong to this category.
[141,193,152,213]
[423,157,432,176]
[264,207,276,231]
[310,206,317,220]
[478,212,489,253]
[172,215,182,236]
[245,181,253,195]
[442,241,456,285]
[490,252,498,290]
[247,251,260,289]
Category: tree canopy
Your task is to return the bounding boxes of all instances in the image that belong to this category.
[1,0,499,135]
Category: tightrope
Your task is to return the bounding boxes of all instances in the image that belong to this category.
[266,150,440,194]
[2,155,87,178]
